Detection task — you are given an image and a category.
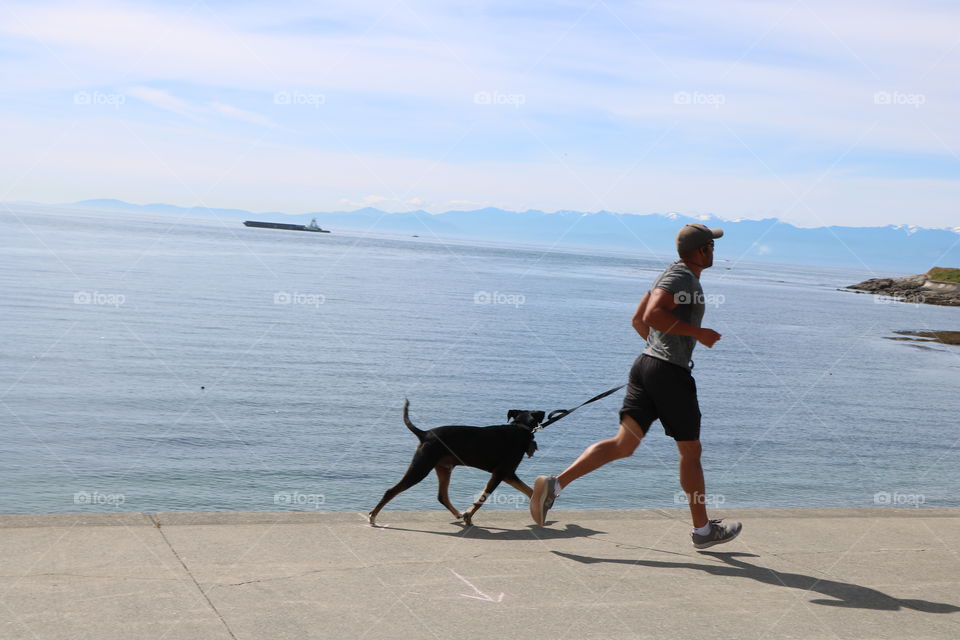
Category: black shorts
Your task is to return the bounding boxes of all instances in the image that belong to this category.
[619,354,701,442]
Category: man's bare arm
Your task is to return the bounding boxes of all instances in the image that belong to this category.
[631,292,652,340]
[642,288,721,348]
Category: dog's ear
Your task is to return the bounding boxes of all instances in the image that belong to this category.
[507,410,520,422]
[532,411,545,424]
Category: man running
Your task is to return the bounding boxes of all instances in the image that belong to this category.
[529,223,742,549]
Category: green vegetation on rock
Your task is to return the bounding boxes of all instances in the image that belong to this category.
[927,267,960,283]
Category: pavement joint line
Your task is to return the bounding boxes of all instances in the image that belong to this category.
[151,513,239,640]
[157,512,309,636]
[2,508,959,637]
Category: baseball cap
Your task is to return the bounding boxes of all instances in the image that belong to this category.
[676,223,724,254]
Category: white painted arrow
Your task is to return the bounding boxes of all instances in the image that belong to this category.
[449,568,504,602]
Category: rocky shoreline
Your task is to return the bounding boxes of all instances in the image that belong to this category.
[847,272,960,307]
[886,330,960,346]
[847,269,960,347]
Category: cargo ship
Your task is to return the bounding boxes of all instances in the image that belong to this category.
[243,218,330,233]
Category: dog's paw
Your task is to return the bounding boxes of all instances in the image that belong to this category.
[367,512,377,526]
[460,512,473,527]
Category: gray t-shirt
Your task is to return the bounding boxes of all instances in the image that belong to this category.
[642,261,705,370]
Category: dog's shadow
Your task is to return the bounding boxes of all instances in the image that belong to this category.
[374,520,604,541]
[553,550,960,613]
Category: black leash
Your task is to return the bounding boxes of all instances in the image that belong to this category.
[533,384,626,432]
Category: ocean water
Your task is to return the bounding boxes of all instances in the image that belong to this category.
[1,206,958,515]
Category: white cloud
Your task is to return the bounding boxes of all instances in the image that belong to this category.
[126,86,201,120]
[3,1,957,158]
[0,1,491,98]
[1,0,958,227]
[208,102,277,128]
[127,87,278,129]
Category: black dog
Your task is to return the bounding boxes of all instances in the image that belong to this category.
[368,400,544,526]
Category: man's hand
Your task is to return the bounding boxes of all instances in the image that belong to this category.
[696,328,722,348]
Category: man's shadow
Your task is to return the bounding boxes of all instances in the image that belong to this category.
[554,550,960,613]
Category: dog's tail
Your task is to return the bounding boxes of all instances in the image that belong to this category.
[403,399,426,440]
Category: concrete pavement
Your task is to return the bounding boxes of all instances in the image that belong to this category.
[1,508,959,639]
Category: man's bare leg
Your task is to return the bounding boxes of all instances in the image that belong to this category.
[557,415,645,488]
[680,439,743,547]
[677,439,708,528]
[530,415,645,525]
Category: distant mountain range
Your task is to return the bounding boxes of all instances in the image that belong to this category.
[41,198,960,273]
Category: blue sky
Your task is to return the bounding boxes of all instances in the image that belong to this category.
[1,0,958,228]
